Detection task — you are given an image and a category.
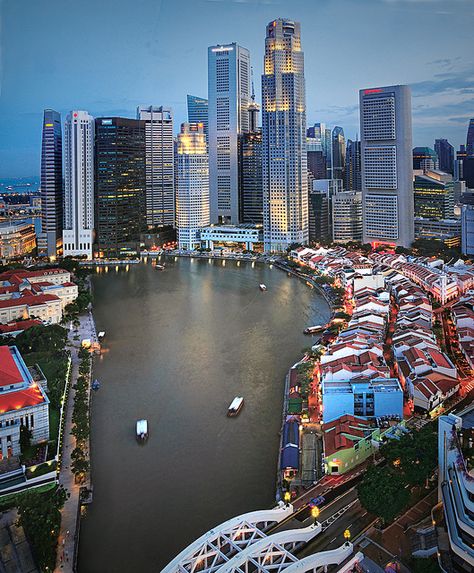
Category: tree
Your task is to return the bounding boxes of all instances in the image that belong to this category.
[358,465,410,523]
[19,425,32,453]
[15,324,67,354]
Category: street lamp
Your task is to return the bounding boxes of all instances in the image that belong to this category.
[284,491,291,507]
[344,529,351,542]
[311,506,320,523]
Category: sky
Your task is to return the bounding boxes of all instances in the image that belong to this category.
[0,0,473,178]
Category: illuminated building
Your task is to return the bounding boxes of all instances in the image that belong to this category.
[262,19,308,252]
[38,109,63,258]
[137,106,175,228]
[238,131,262,225]
[332,191,362,243]
[187,95,208,137]
[414,217,461,247]
[199,224,262,251]
[208,43,251,224]
[176,123,209,250]
[0,221,36,259]
[435,138,454,175]
[0,346,49,459]
[308,123,332,177]
[62,110,95,259]
[344,139,361,191]
[360,85,414,248]
[331,126,345,181]
[413,146,438,171]
[461,190,474,256]
[95,117,146,257]
[414,170,454,220]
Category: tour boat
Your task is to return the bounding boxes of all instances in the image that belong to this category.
[92,379,100,391]
[227,397,244,417]
[136,419,149,442]
[155,264,165,270]
[98,331,105,339]
[259,284,267,291]
[304,325,325,335]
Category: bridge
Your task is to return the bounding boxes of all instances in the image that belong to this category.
[160,502,358,573]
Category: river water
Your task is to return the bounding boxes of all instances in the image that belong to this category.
[78,258,330,572]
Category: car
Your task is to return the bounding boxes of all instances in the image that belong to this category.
[309,495,325,508]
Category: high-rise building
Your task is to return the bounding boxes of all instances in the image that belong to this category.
[307,123,332,177]
[466,118,474,156]
[344,139,361,191]
[62,110,95,259]
[461,190,474,256]
[308,190,330,244]
[413,146,438,171]
[435,138,454,175]
[462,157,474,189]
[307,135,327,181]
[176,123,210,250]
[208,43,251,224]
[187,95,208,136]
[262,18,308,252]
[137,106,174,229]
[414,170,454,221]
[95,117,146,258]
[331,126,345,182]
[332,191,363,243]
[360,85,414,248]
[38,109,63,258]
[239,131,263,225]
[455,145,467,181]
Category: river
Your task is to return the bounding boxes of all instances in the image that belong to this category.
[78,258,331,572]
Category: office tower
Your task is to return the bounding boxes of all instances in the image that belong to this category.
[360,84,414,248]
[308,179,342,244]
[62,111,95,259]
[137,106,174,229]
[187,95,208,136]
[307,135,327,181]
[467,118,474,156]
[332,191,363,243]
[344,139,361,191]
[248,97,260,133]
[238,131,262,224]
[176,123,210,250]
[331,126,345,181]
[208,43,251,224]
[435,138,454,175]
[95,117,146,257]
[462,157,474,188]
[413,146,438,171]
[414,170,454,220]
[461,191,474,255]
[262,18,308,252]
[308,123,332,177]
[38,109,63,258]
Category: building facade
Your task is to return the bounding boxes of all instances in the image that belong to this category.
[262,19,308,252]
[344,139,361,191]
[360,85,414,248]
[414,170,454,221]
[0,221,36,259]
[413,147,439,171]
[332,191,363,243]
[187,95,209,137]
[176,123,210,250]
[38,109,63,258]
[137,106,175,228]
[208,43,251,224]
[62,110,95,259]
[238,131,263,225]
[435,138,454,175]
[461,191,474,256]
[95,117,146,257]
[331,126,345,182]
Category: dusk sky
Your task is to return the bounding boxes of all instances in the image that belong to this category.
[0,0,473,178]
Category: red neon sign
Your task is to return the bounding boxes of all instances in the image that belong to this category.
[364,89,383,95]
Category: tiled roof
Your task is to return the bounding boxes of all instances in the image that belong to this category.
[0,385,46,413]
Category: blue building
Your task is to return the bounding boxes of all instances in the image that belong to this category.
[186,95,208,138]
[321,378,403,424]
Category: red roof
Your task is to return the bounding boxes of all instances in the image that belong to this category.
[0,293,60,309]
[0,385,46,413]
[0,320,42,335]
[0,347,23,387]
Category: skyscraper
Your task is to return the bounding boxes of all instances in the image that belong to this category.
[344,139,361,191]
[262,18,308,252]
[95,117,146,258]
[331,126,345,181]
[137,106,174,229]
[461,191,474,255]
[62,111,95,259]
[414,170,454,220]
[208,43,251,224]
[176,123,210,250]
[435,138,454,175]
[332,191,363,243]
[412,147,438,171]
[187,95,209,136]
[466,118,474,156]
[307,123,332,177]
[38,109,63,258]
[360,85,414,248]
[239,131,263,225]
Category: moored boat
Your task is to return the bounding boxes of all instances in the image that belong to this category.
[92,379,100,391]
[136,419,148,441]
[155,264,165,270]
[304,325,325,335]
[259,284,267,291]
[227,397,244,417]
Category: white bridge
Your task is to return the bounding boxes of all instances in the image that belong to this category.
[160,503,356,573]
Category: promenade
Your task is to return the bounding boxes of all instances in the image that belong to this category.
[54,311,97,573]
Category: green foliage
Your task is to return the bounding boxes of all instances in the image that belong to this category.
[16,485,68,571]
[15,324,67,355]
[357,465,410,523]
[71,356,91,481]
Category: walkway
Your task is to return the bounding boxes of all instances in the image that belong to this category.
[54,312,96,573]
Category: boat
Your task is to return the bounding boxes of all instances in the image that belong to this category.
[155,264,165,270]
[259,284,267,291]
[304,325,325,335]
[97,331,106,339]
[136,419,148,442]
[92,379,100,391]
[227,397,244,417]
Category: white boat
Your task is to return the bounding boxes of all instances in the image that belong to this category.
[227,397,244,417]
[259,284,267,291]
[136,419,148,441]
[98,331,106,339]
[155,264,165,270]
[304,325,325,335]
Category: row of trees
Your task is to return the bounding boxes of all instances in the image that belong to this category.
[71,348,91,482]
[358,424,437,524]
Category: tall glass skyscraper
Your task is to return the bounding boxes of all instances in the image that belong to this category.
[62,110,95,259]
[208,43,251,224]
[262,18,308,252]
[331,126,345,181]
[238,131,263,225]
[95,117,146,257]
[38,109,63,258]
[187,95,208,136]
[345,139,361,191]
[137,106,175,229]
[360,85,414,248]
[435,139,454,175]
[467,118,474,156]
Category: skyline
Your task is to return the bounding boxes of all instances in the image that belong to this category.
[1,0,474,177]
